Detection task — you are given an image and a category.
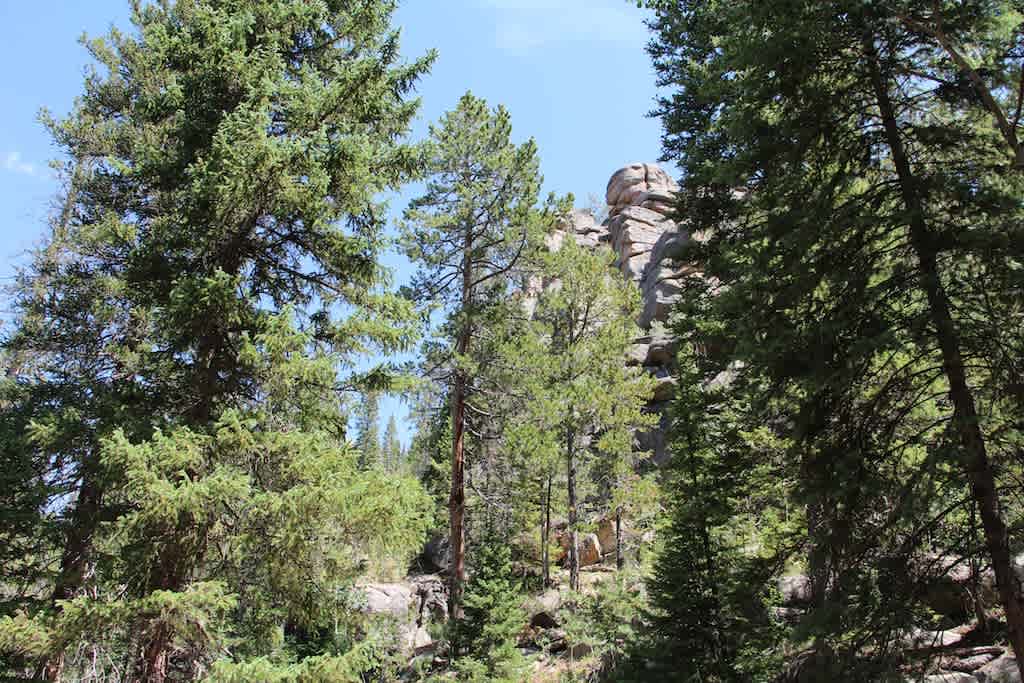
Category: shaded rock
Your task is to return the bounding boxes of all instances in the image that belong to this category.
[975,654,1022,683]
[778,574,812,606]
[418,534,450,574]
[650,367,678,401]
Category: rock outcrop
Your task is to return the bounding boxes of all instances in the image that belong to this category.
[556,162,690,464]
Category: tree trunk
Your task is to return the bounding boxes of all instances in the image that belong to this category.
[139,623,170,683]
[615,505,624,570]
[42,470,103,681]
[448,370,467,619]
[567,428,579,592]
[542,474,552,588]
[865,34,1024,681]
[39,159,90,683]
[448,221,474,619]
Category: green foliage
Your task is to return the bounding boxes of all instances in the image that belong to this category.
[644,0,1024,679]
[449,535,528,681]
[355,392,383,470]
[1,0,436,678]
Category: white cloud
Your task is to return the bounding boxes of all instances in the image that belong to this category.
[4,151,38,177]
[483,0,648,52]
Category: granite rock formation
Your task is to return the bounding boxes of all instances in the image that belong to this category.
[556,162,691,464]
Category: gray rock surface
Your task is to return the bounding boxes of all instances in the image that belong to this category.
[361,582,415,617]
[975,654,1022,683]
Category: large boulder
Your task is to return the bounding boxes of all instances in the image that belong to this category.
[360,582,414,617]
[526,588,564,630]
[778,574,813,607]
[417,534,450,574]
[579,533,602,567]
[975,654,1022,683]
[917,674,981,683]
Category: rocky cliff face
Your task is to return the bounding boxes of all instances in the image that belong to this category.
[562,162,690,464]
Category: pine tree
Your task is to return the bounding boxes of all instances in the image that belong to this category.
[355,392,382,470]
[400,91,562,616]
[383,413,402,472]
[505,239,656,591]
[0,1,435,679]
[646,0,1024,677]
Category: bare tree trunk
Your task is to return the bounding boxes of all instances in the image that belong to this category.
[615,506,624,570]
[865,34,1024,682]
[567,428,579,592]
[542,474,552,588]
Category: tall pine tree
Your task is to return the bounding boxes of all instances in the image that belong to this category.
[1,0,435,679]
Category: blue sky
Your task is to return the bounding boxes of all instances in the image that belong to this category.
[0,0,666,445]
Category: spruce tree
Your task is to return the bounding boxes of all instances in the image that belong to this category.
[355,392,382,470]
[646,0,1024,677]
[0,0,435,679]
[450,534,527,682]
[383,413,402,472]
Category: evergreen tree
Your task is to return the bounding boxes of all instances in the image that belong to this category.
[449,533,528,682]
[504,239,656,591]
[383,413,402,472]
[645,0,1024,677]
[355,392,382,470]
[0,0,435,679]
[400,91,562,615]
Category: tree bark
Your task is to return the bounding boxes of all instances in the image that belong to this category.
[567,428,579,592]
[615,505,624,570]
[448,220,474,619]
[865,34,1024,682]
[542,474,552,588]
[42,474,102,681]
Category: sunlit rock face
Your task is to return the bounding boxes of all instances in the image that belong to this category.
[554,163,692,465]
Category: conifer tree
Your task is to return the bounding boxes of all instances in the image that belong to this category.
[646,0,1024,677]
[401,92,561,615]
[355,392,383,470]
[449,533,527,682]
[505,239,656,591]
[383,413,402,471]
[0,1,435,679]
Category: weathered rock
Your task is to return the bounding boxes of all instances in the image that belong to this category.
[975,654,1022,683]
[606,162,678,209]
[418,534,450,574]
[361,582,415,617]
[903,626,967,651]
[411,574,448,624]
[778,574,813,606]
[915,674,979,683]
[949,650,1002,672]
[525,588,563,630]
[399,623,434,654]
[579,533,602,567]
[596,516,617,552]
